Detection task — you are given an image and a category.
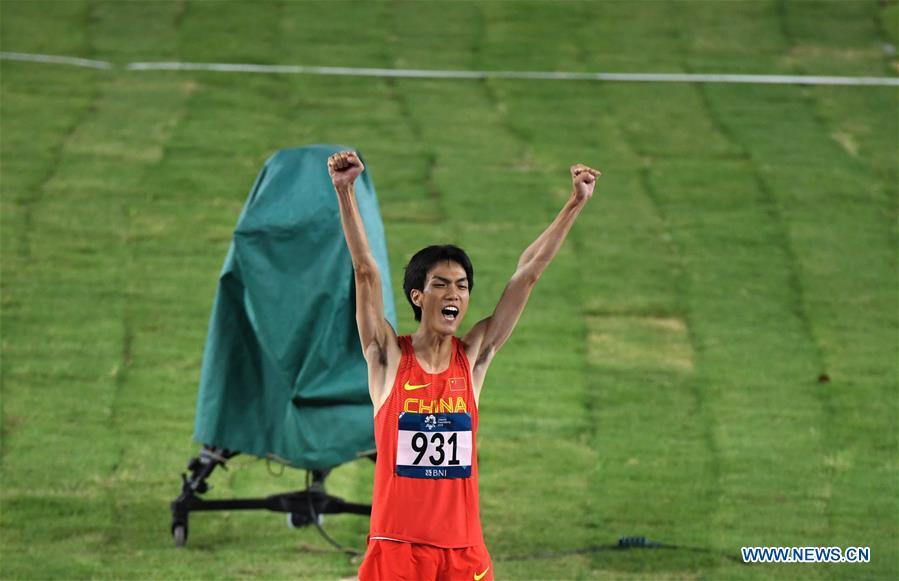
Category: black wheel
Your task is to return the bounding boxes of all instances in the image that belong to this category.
[173,523,187,548]
[287,511,324,529]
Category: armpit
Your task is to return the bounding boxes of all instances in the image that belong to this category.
[375,339,388,367]
[364,338,388,368]
[474,343,495,369]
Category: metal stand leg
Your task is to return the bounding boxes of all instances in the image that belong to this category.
[170,446,236,547]
[169,447,371,548]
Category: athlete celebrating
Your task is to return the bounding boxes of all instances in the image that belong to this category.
[328,151,600,581]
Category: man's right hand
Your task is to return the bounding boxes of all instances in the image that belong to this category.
[570,163,601,203]
[328,150,365,189]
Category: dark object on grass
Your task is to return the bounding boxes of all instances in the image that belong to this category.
[617,535,661,547]
[498,535,746,564]
[171,145,395,548]
[818,373,830,383]
[171,446,373,549]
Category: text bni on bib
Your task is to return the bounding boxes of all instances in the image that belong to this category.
[396,412,472,479]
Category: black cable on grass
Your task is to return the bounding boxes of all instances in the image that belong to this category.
[294,471,742,567]
[305,470,362,557]
[498,536,747,565]
[265,455,289,477]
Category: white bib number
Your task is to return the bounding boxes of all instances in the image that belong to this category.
[396,412,472,479]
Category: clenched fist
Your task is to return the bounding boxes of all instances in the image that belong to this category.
[328,150,365,190]
[570,163,601,202]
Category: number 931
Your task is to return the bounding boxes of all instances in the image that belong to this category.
[410,432,461,466]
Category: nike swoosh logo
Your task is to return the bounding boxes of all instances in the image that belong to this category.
[403,381,431,391]
[474,568,489,580]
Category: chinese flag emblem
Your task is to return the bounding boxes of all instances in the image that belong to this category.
[449,377,467,392]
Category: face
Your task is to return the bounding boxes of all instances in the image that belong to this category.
[410,260,470,334]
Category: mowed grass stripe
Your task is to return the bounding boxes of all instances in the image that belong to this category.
[2,5,201,578]
[462,18,676,581]
[96,2,373,577]
[87,2,205,572]
[0,19,128,581]
[561,99,707,574]
[680,3,897,571]
[590,99,726,575]
[721,4,890,579]
[0,0,98,266]
[476,10,594,573]
[671,0,832,559]
[793,80,899,580]
[0,70,112,581]
[675,24,830,581]
[593,5,820,577]
[0,0,92,57]
[361,0,446,227]
[576,4,726,575]
[779,0,896,77]
[477,3,719,577]
[0,62,100,477]
[693,5,897,577]
[676,3,896,578]
[702,62,897,581]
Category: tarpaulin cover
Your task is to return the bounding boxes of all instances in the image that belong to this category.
[193,145,396,470]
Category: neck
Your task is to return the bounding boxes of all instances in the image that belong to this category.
[410,325,454,373]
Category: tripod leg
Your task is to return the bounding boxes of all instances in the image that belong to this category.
[171,445,236,547]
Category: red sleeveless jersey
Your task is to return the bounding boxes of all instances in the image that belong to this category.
[368,335,484,548]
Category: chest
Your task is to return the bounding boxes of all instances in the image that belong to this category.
[397,372,472,415]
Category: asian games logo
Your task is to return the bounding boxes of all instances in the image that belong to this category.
[424,414,437,430]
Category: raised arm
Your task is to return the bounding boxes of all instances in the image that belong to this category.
[464,164,601,383]
[328,151,396,371]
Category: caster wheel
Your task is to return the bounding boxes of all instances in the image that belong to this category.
[173,524,188,548]
[287,511,324,529]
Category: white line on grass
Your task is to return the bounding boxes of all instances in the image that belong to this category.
[0,51,112,70]
[126,61,899,87]
[3,52,898,87]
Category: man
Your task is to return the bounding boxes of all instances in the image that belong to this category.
[328,151,600,581]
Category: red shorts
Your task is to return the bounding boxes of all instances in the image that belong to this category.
[358,538,493,581]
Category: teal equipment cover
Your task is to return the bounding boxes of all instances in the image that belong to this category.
[193,145,396,470]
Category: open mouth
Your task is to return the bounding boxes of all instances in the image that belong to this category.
[441,306,459,322]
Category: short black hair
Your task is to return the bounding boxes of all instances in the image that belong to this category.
[403,245,474,321]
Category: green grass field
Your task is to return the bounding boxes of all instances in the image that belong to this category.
[1,1,897,579]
